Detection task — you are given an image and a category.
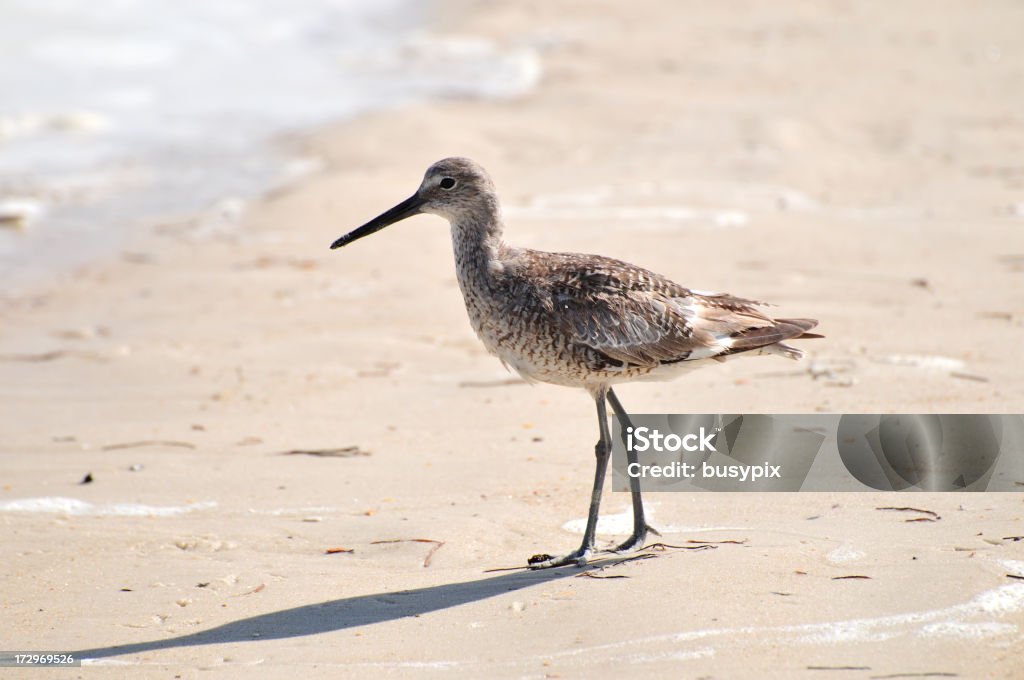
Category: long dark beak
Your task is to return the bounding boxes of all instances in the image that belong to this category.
[330,194,425,249]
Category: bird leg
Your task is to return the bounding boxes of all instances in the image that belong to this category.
[528,389,611,569]
[606,387,657,553]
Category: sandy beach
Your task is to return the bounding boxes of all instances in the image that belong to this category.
[3,0,1024,677]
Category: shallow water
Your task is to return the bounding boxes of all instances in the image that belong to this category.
[0,0,540,288]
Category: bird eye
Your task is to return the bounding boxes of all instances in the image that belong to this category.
[439,177,456,190]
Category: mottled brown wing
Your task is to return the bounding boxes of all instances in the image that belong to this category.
[527,252,779,367]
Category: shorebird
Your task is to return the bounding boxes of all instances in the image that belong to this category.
[331,158,820,569]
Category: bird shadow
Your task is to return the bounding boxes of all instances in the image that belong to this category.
[73,565,589,661]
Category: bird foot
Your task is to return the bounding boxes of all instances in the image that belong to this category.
[527,547,592,570]
[609,523,660,554]
[526,524,661,568]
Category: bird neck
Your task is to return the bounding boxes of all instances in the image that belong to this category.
[450,207,507,290]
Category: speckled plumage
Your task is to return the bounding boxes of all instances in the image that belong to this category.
[331,157,820,568]
[427,158,818,393]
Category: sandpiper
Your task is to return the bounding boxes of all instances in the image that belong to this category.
[331,157,820,569]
